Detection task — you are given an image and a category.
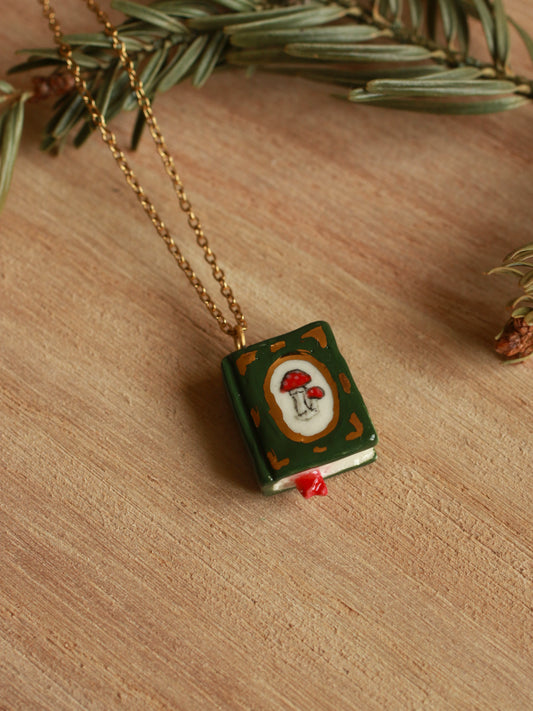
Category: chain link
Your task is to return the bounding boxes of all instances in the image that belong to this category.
[38,0,247,348]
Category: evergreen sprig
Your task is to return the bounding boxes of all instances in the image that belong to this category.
[490,244,533,361]
[0,81,31,212]
[1,0,533,359]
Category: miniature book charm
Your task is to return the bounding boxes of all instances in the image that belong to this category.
[39,5,376,501]
[221,321,378,498]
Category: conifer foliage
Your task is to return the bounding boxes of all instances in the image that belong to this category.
[1,0,532,358]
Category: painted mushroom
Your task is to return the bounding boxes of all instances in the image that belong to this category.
[305,385,325,413]
[280,369,312,417]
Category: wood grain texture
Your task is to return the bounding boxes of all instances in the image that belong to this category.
[1,3,532,710]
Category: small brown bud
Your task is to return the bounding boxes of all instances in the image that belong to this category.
[30,72,75,102]
[49,72,76,94]
[495,316,533,361]
[30,76,52,101]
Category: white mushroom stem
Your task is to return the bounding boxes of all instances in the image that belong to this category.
[290,387,309,417]
[305,394,318,412]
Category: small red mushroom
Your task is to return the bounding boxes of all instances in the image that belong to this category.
[305,386,324,412]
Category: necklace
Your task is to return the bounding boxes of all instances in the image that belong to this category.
[38,0,378,499]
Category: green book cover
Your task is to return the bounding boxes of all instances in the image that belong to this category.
[221,321,377,497]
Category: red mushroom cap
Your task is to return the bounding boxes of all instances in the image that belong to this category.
[306,386,325,400]
[280,369,312,392]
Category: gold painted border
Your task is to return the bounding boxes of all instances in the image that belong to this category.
[263,352,340,443]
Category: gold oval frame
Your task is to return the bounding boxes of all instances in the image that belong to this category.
[263,352,340,443]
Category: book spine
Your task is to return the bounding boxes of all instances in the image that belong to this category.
[221,358,274,493]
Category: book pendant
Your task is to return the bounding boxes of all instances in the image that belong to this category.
[222,321,378,498]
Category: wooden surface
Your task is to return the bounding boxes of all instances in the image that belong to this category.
[1,3,532,710]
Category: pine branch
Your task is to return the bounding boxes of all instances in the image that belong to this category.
[5,0,533,156]
[1,0,533,361]
[0,81,31,212]
[489,244,533,362]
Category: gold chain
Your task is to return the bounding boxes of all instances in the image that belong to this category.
[38,0,247,350]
